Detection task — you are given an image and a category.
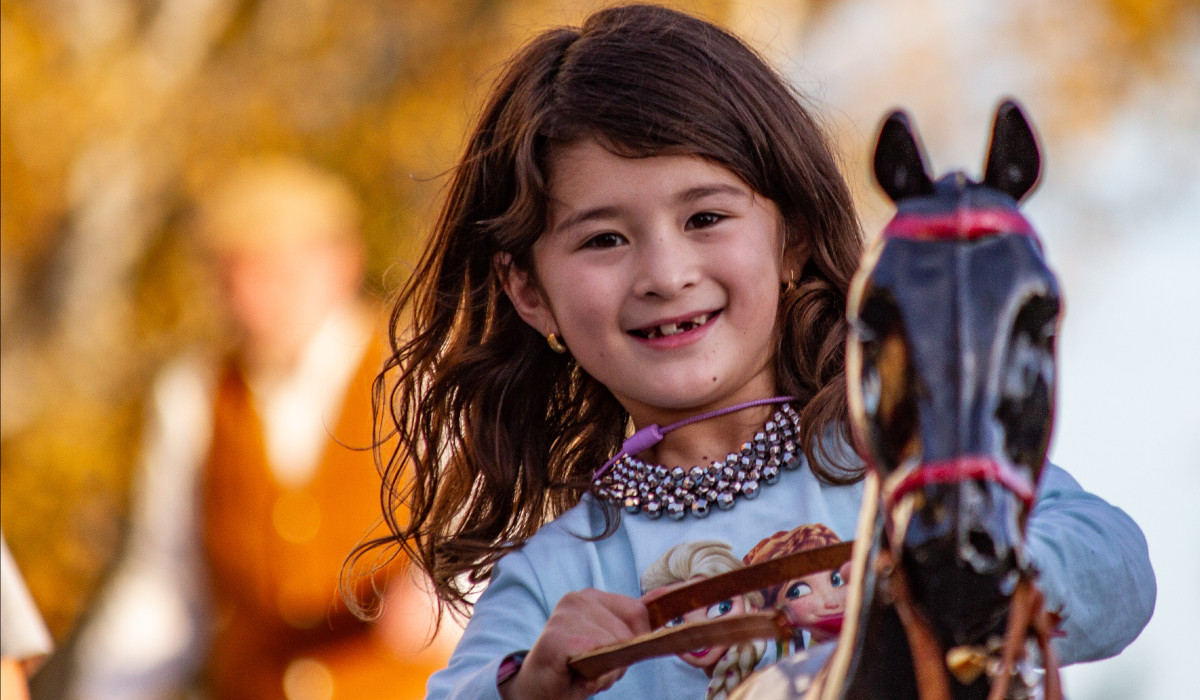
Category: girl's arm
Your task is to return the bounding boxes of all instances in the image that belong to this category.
[425,548,649,700]
[1026,464,1155,664]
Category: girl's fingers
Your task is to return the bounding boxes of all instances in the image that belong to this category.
[554,589,650,644]
[584,667,626,694]
[511,589,647,699]
[602,590,654,636]
[566,589,652,637]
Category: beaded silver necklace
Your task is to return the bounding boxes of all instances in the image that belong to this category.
[592,400,801,520]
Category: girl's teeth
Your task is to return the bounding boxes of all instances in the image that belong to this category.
[644,313,711,338]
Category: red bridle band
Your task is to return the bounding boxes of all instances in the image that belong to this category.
[882,208,1036,241]
[887,455,1037,509]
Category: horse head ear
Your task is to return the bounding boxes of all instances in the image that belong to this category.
[983,99,1041,203]
[873,110,934,203]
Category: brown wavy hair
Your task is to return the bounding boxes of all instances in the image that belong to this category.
[345,4,864,620]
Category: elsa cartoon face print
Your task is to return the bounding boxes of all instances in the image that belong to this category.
[658,589,750,669]
[640,540,761,676]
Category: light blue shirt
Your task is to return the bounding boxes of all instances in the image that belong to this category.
[426,457,1154,699]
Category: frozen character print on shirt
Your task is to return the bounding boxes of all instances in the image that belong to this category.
[642,541,767,700]
[744,524,850,654]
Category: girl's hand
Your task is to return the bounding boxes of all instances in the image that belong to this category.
[500,589,651,700]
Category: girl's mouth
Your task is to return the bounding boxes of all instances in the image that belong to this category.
[629,311,717,339]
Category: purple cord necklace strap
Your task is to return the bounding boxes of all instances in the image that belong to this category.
[594,395,796,480]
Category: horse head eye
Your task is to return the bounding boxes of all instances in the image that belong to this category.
[1002,296,1057,402]
[850,290,919,472]
[1002,333,1045,402]
[860,344,883,421]
[997,294,1060,470]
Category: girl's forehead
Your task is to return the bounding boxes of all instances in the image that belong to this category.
[544,139,755,209]
[549,138,734,175]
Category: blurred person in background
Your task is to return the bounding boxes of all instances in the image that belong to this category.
[3,531,54,700]
[68,157,455,700]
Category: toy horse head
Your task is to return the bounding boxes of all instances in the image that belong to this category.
[846,100,1060,649]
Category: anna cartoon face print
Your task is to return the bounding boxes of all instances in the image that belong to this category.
[777,560,852,643]
[743,523,850,649]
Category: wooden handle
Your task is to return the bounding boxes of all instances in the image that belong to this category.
[568,610,792,680]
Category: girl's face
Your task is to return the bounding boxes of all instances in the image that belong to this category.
[777,562,851,642]
[504,139,788,425]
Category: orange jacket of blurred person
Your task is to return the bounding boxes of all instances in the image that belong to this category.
[202,333,444,700]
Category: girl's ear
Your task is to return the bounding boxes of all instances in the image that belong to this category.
[780,234,811,288]
[494,252,556,334]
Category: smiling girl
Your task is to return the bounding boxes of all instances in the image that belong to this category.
[348,4,1154,699]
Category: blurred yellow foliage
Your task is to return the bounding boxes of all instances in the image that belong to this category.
[0,0,762,648]
[1103,0,1198,60]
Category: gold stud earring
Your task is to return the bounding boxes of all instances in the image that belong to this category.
[547,332,567,354]
[783,269,797,293]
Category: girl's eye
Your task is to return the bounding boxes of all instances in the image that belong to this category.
[707,599,734,619]
[830,570,845,588]
[664,616,685,628]
[686,212,724,230]
[581,232,626,249]
[785,581,812,600]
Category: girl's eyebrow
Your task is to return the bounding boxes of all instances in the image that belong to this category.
[551,183,750,235]
[675,183,750,203]
[552,205,622,235]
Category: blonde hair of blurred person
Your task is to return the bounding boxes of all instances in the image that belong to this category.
[194,157,366,376]
[69,157,454,700]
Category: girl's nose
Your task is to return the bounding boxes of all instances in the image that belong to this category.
[632,229,701,299]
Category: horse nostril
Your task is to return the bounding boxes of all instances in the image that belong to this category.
[962,526,1009,574]
[967,528,996,559]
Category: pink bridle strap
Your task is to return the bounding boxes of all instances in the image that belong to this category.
[887,455,1037,509]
